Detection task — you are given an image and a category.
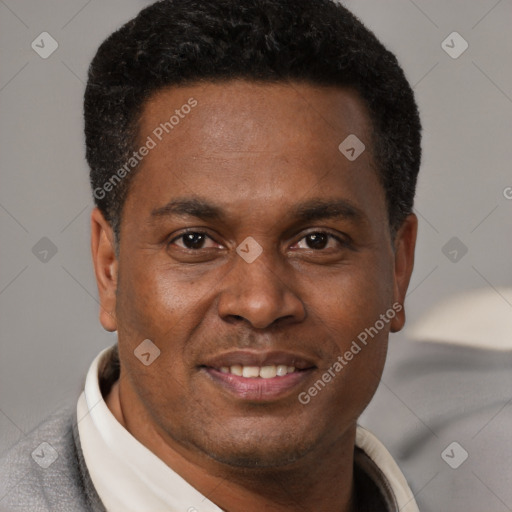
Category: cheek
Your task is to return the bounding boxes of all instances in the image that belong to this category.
[314,257,395,336]
[115,259,218,390]
[306,301,390,425]
[116,258,197,339]
[308,257,393,390]
[114,265,196,406]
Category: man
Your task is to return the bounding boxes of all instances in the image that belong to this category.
[0,0,421,510]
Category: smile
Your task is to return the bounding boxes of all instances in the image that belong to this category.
[200,350,317,401]
[218,364,298,378]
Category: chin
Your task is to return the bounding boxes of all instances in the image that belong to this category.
[194,429,318,470]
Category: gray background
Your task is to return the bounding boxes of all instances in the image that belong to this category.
[1,0,511,510]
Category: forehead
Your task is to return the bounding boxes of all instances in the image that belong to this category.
[124,80,385,228]
[140,80,372,152]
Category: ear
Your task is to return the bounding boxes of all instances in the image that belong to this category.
[91,208,118,332]
[390,213,418,333]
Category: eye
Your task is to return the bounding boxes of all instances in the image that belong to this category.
[169,231,219,250]
[294,232,346,250]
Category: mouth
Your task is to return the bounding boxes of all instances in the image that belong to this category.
[200,351,317,401]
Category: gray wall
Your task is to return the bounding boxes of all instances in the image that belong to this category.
[1,0,511,505]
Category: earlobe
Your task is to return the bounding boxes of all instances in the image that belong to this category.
[390,213,418,333]
[90,208,118,332]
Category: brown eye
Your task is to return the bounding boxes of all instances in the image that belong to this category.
[170,232,218,250]
[305,233,328,249]
[181,233,206,249]
[296,232,340,250]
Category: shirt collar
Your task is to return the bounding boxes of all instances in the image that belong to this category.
[77,344,419,512]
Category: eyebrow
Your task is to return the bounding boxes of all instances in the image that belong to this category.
[150,197,366,224]
[150,198,223,222]
[290,198,365,224]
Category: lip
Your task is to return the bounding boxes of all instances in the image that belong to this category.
[200,350,317,402]
[201,350,317,370]
[203,367,315,401]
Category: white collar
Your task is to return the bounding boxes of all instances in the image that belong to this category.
[77,345,419,512]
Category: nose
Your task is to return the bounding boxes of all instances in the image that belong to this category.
[217,248,306,330]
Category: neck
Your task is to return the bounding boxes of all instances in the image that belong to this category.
[106,378,357,512]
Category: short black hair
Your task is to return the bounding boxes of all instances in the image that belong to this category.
[85,0,421,241]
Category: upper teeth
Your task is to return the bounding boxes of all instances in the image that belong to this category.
[219,365,296,378]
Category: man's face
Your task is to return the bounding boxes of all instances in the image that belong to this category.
[95,81,415,468]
